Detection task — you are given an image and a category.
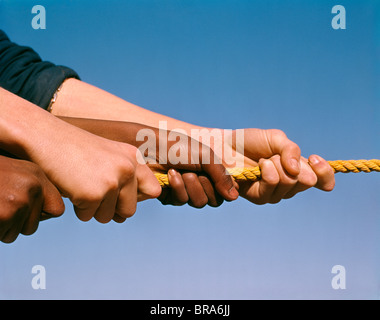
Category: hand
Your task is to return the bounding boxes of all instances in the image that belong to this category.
[148,128,239,207]
[56,117,239,209]
[0,89,162,224]
[219,128,335,204]
[0,155,64,243]
[158,169,225,208]
[40,135,162,224]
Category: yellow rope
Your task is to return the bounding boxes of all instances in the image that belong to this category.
[154,159,380,188]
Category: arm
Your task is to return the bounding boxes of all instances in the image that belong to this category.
[57,116,239,207]
[51,79,200,133]
[52,80,335,204]
[0,88,161,224]
[0,32,334,205]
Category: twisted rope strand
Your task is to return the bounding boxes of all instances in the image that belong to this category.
[154,159,380,188]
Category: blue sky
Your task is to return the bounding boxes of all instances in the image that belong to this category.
[0,0,379,299]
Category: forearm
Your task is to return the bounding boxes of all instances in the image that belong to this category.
[58,116,186,170]
[58,116,223,172]
[0,88,90,166]
[52,79,204,134]
[0,87,48,158]
[58,116,151,146]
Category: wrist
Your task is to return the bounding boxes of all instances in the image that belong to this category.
[48,78,77,117]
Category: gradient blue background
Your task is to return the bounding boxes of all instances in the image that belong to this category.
[0,0,379,299]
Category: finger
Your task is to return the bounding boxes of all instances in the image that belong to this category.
[241,159,279,205]
[267,130,301,177]
[0,224,10,242]
[198,175,224,207]
[2,228,21,244]
[41,176,65,217]
[113,213,127,223]
[268,155,298,204]
[21,193,43,236]
[167,169,189,205]
[308,154,335,191]
[94,188,119,223]
[0,208,14,241]
[182,172,208,208]
[282,159,318,199]
[74,200,99,222]
[40,212,55,221]
[2,207,29,243]
[282,183,309,199]
[116,178,138,219]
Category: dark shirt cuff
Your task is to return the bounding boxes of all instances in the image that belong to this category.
[30,65,79,110]
[0,30,80,110]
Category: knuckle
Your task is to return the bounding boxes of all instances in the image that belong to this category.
[175,193,189,205]
[183,172,198,184]
[94,215,113,224]
[0,210,13,224]
[124,161,137,175]
[193,191,209,208]
[13,171,43,199]
[122,209,137,219]
[323,179,335,192]
[120,164,137,184]
[26,179,43,198]
[208,198,224,208]
[117,206,137,219]
[105,178,120,193]
[283,192,297,200]
[74,207,94,222]
[189,197,208,208]
[251,198,268,205]
[4,193,30,213]
[269,129,286,139]
[304,173,318,187]
[78,192,103,205]
[172,200,188,207]
[216,172,233,191]
[150,183,163,199]
[2,236,18,244]
[197,175,210,184]
[269,197,282,205]
[266,173,280,186]
[22,224,39,236]
[291,144,301,156]
[261,166,280,185]
[279,176,296,188]
[319,163,335,176]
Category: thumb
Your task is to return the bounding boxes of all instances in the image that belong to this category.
[136,163,162,201]
[200,148,239,201]
[202,163,239,201]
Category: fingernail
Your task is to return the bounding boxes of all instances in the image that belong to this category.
[228,186,239,199]
[309,155,321,166]
[168,169,176,176]
[290,158,300,171]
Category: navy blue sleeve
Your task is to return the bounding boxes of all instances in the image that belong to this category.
[0,30,80,110]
